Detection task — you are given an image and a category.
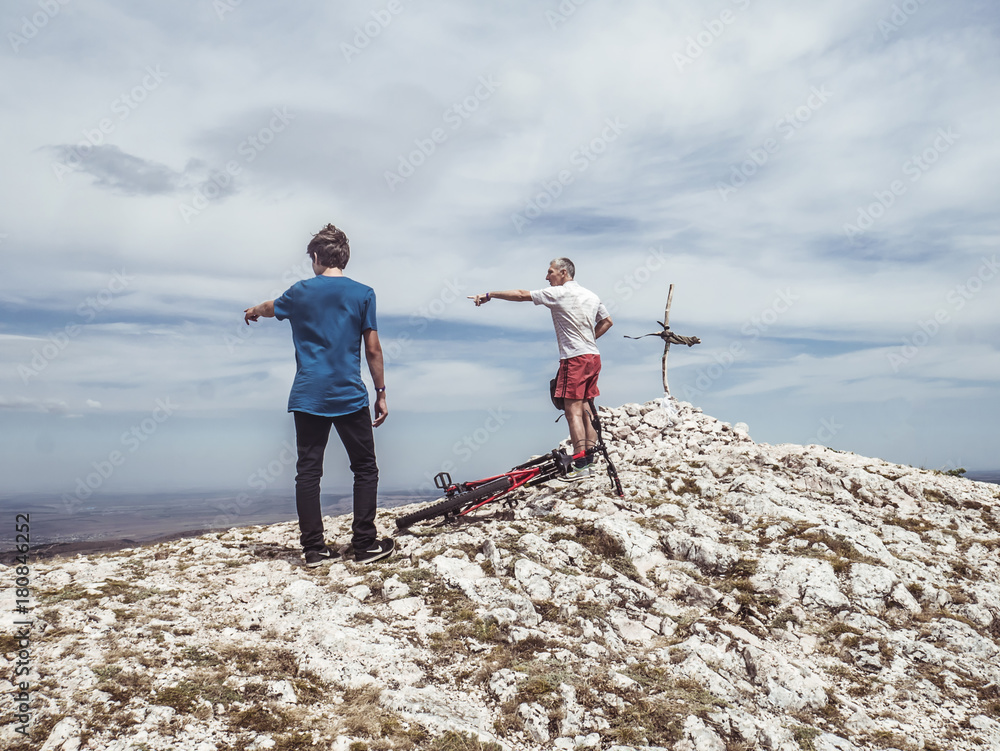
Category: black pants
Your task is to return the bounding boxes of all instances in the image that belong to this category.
[293,408,379,553]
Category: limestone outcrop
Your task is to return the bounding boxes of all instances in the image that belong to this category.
[3,400,999,750]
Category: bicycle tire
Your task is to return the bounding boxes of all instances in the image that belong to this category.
[396,476,514,528]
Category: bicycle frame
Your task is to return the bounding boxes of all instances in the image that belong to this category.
[396,403,625,529]
[433,449,572,518]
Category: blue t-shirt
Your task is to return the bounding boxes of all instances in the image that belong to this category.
[273,275,377,417]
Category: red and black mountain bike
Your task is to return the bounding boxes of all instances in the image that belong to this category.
[396,400,624,529]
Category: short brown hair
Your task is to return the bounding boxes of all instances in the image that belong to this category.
[307,224,350,269]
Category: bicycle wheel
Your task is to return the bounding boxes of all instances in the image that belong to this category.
[396,476,514,528]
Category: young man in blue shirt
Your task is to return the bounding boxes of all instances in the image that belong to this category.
[244,224,393,566]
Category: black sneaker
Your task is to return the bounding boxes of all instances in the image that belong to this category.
[354,538,394,564]
[304,546,338,568]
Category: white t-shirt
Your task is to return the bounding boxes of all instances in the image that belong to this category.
[530,280,610,360]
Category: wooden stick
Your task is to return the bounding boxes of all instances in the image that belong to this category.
[661,284,674,395]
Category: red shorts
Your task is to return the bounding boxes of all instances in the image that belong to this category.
[555,354,601,400]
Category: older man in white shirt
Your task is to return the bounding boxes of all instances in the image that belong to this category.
[469,257,613,480]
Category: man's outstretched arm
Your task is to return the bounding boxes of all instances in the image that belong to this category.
[244,300,275,324]
[363,328,388,427]
[469,290,532,306]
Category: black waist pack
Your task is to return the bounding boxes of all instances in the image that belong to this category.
[549,374,564,411]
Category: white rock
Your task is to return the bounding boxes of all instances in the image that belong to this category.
[465,577,540,627]
[889,582,921,613]
[849,563,900,614]
[24,400,1000,751]
[518,702,550,742]
[346,585,371,601]
[88,609,116,628]
[685,583,723,609]
[485,607,519,626]
[514,558,554,601]
[383,685,491,735]
[970,714,998,731]
[596,515,661,559]
[663,530,739,574]
[487,669,519,703]
[283,580,320,602]
[609,610,658,644]
[388,597,425,617]
[40,717,82,751]
[741,645,828,711]
[269,679,297,704]
[845,707,876,733]
[559,682,584,737]
[382,576,410,600]
[814,733,859,751]
[431,555,485,585]
[144,706,176,725]
[682,715,726,751]
[642,409,671,430]
[482,538,504,573]
[753,558,848,611]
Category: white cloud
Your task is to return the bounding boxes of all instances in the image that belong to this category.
[2,0,999,491]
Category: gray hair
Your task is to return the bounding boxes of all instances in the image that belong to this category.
[550,257,575,279]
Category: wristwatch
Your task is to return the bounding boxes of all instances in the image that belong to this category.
[375,387,386,393]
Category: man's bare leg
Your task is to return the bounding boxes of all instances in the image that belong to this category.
[564,399,597,457]
[583,401,597,449]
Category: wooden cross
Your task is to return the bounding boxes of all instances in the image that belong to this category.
[624,284,701,396]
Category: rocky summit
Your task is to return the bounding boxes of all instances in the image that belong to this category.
[3,400,1000,751]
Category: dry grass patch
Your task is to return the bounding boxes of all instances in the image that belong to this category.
[230,704,295,733]
[181,646,223,666]
[38,584,103,605]
[156,677,242,714]
[427,731,501,751]
[5,713,63,751]
[791,725,822,750]
[977,681,1000,714]
[216,644,299,677]
[950,560,980,580]
[335,684,423,746]
[269,732,316,751]
[579,666,727,746]
[574,598,610,622]
[552,523,639,580]
[796,529,881,573]
[864,729,917,750]
[675,477,702,497]
[885,514,934,532]
[0,632,21,654]
[396,567,435,584]
[95,668,154,705]
[102,579,171,603]
[770,608,801,631]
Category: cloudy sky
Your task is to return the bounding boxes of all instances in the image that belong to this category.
[2,0,998,504]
